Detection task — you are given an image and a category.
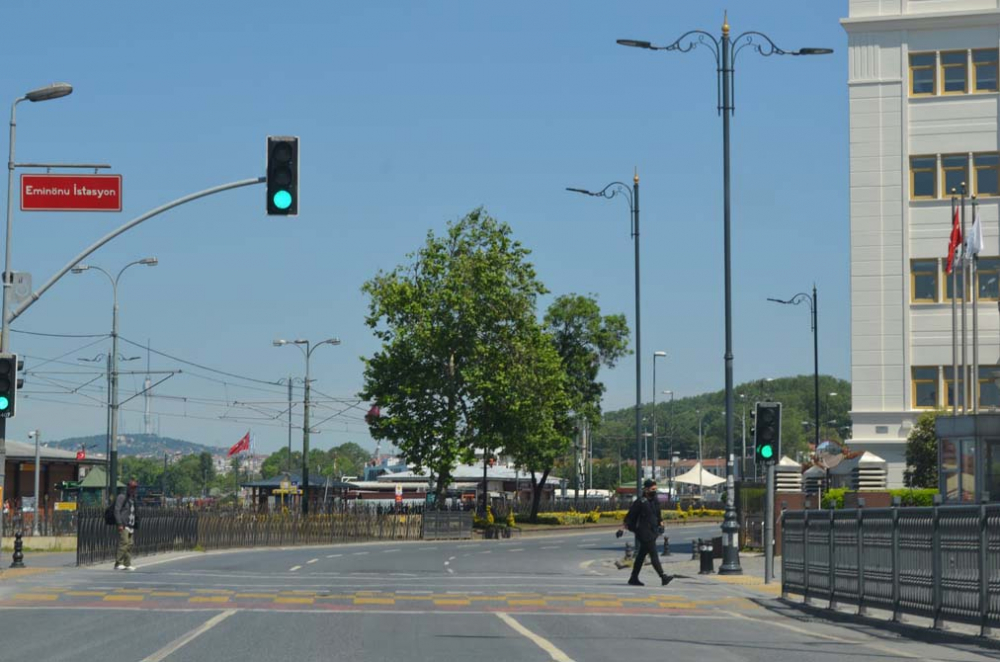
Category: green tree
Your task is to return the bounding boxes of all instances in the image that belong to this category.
[261,448,302,479]
[361,209,549,504]
[119,457,163,487]
[905,410,940,488]
[329,442,371,478]
[198,452,215,496]
[590,458,636,491]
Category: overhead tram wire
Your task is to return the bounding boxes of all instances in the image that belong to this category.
[119,335,284,387]
[12,329,110,339]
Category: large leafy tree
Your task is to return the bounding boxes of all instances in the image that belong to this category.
[905,410,940,488]
[361,209,550,504]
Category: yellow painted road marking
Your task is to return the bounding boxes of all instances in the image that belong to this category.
[354,598,395,605]
[189,596,229,603]
[64,591,107,597]
[434,599,471,606]
[13,593,58,601]
[236,593,280,599]
[508,599,546,606]
[150,592,189,597]
[104,595,144,602]
[275,597,315,604]
[584,601,623,608]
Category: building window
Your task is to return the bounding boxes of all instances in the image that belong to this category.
[942,154,969,196]
[979,366,1000,408]
[973,48,999,92]
[910,52,937,96]
[974,153,1000,196]
[977,257,1000,300]
[940,51,968,94]
[911,156,937,199]
[946,265,967,300]
[913,366,938,409]
[911,259,939,302]
[945,366,968,409]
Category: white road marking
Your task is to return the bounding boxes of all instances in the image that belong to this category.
[383,549,400,553]
[480,550,492,554]
[509,548,524,552]
[139,609,236,662]
[353,552,369,556]
[447,568,455,574]
[443,561,450,566]
[306,559,318,565]
[326,554,342,559]
[448,556,456,561]
[541,546,559,550]
[289,566,302,572]
[497,612,575,662]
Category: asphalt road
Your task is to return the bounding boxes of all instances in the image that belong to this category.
[1,523,997,662]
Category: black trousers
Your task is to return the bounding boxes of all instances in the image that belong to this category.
[630,539,665,579]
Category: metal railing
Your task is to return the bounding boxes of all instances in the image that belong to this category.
[76,504,429,566]
[782,503,999,636]
[3,510,77,537]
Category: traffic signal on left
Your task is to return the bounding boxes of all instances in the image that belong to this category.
[0,354,19,418]
[754,402,781,464]
[266,136,299,216]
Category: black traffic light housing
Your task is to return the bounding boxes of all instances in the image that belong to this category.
[0,353,18,418]
[754,402,781,464]
[266,136,299,216]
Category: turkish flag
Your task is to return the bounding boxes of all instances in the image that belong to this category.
[76,450,85,460]
[365,405,381,425]
[946,206,963,274]
[228,432,250,457]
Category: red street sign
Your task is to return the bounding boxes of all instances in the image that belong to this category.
[21,174,122,212]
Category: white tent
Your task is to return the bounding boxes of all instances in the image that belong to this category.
[672,462,726,488]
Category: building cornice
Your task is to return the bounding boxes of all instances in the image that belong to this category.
[842,9,1000,33]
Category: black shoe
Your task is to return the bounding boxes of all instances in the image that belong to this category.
[661,575,673,586]
[627,578,644,586]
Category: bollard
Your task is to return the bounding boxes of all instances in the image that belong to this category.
[10,532,25,568]
[663,536,671,556]
[698,539,714,575]
[691,538,700,560]
[624,540,634,560]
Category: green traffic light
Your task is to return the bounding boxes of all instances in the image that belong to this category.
[0,396,10,411]
[273,190,293,210]
[760,445,774,460]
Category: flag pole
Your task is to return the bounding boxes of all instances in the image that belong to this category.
[952,192,959,416]
[961,182,969,414]
[972,196,980,415]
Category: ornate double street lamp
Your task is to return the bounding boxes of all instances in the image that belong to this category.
[618,16,831,575]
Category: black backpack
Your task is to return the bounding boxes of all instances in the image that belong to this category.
[104,500,116,526]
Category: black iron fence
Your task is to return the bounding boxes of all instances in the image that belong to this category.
[782,503,1000,635]
[77,504,429,566]
[3,510,77,537]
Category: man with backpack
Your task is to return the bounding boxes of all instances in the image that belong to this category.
[621,479,672,586]
[113,479,140,570]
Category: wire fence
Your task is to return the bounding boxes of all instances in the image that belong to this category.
[76,504,433,566]
[782,503,1000,635]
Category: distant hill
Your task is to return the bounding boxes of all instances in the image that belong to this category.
[47,433,223,458]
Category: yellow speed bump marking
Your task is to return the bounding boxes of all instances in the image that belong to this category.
[275,597,315,604]
[150,592,189,598]
[584,600,623,608]
[434,599,471,606]
[64,591,107,597]
[507,599,546,606]
[13,593,58,601]
[236,593,280,599]
[354,598,395,605]
[189,596,230,603]
[105,594,144,602]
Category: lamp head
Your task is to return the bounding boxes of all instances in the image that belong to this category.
[71,264,89,274]
[796,47,834,56]
[140,257,158,266]
[617,39,653,49]
[654,351,667,358]
[25,82,73,102]
[273,339,287,347]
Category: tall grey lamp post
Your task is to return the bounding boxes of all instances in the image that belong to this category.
[0,82,73,556]
[274,337,340,514]
[652,351,667,480]
[72,258,158,497]
[617,18,831,575]
[566,173,641,498]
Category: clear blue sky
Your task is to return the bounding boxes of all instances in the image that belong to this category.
[4,1,849,454]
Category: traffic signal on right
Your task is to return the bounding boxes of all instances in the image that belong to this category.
[754,402,781,464]
[266,136,299,216]
[0,353,18,418]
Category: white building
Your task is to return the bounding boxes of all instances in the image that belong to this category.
[844,1,1000,486]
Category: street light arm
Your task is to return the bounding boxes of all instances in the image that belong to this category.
[731,31,796,63]
[115,259,149,286]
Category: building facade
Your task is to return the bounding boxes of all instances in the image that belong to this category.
[844,0,1000,486]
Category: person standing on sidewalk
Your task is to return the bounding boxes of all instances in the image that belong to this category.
[114,479,140,570]
[622,479,672,586]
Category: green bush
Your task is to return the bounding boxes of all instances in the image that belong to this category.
[890,488,938,507]
[821,488,849,510]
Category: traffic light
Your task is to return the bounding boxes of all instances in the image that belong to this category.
[754,402,781,464]
[266,136,299,216]
[0,354,18,418]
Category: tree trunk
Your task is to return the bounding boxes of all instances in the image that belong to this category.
[529,468,550,522]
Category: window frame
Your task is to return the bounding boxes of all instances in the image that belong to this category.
[910,52,938,97]
[946,264,969,301]
[912,366,939,409]
[978,365,1000,409]
[910,258,940,303]
[974,152,1000,197]
[972,48,1000,93]
[976,256,1000,301]
[941,153,970,198]
[910,155,938,200]
[944,366,966,410]
[940,50,969,95]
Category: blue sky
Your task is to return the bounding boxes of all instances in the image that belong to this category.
[3,1,849,454]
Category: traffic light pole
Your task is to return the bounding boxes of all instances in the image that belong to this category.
[764,460,775,584]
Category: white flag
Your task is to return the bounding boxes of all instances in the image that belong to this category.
[967,205,984,262]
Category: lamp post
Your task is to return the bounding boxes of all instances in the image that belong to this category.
[277,376,304,475]
[618,16,831,576]
[567,173,641,498]
[274,337,340,514]
[652,351,667,480]
[768,285,819,455]
[73,258,157,496]
[662,389,674,500]
[27,429,39,535]
[0,82,73,555]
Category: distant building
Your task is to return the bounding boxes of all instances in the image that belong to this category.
[2,440,102,509]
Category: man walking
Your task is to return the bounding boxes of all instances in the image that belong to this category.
[622,479,672,586]
[114,479,140,571]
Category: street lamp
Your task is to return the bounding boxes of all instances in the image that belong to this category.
[27,429,40,535]
[566,174,641,498]
[0,82,73,555]
[652,351,667,480]
[618,15,831,576]
[768,285,819,455]
[662,389,675,499]
[274,336,341,514]
[73,257,158,497]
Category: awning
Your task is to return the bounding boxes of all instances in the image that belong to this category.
[672,462,726,487]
